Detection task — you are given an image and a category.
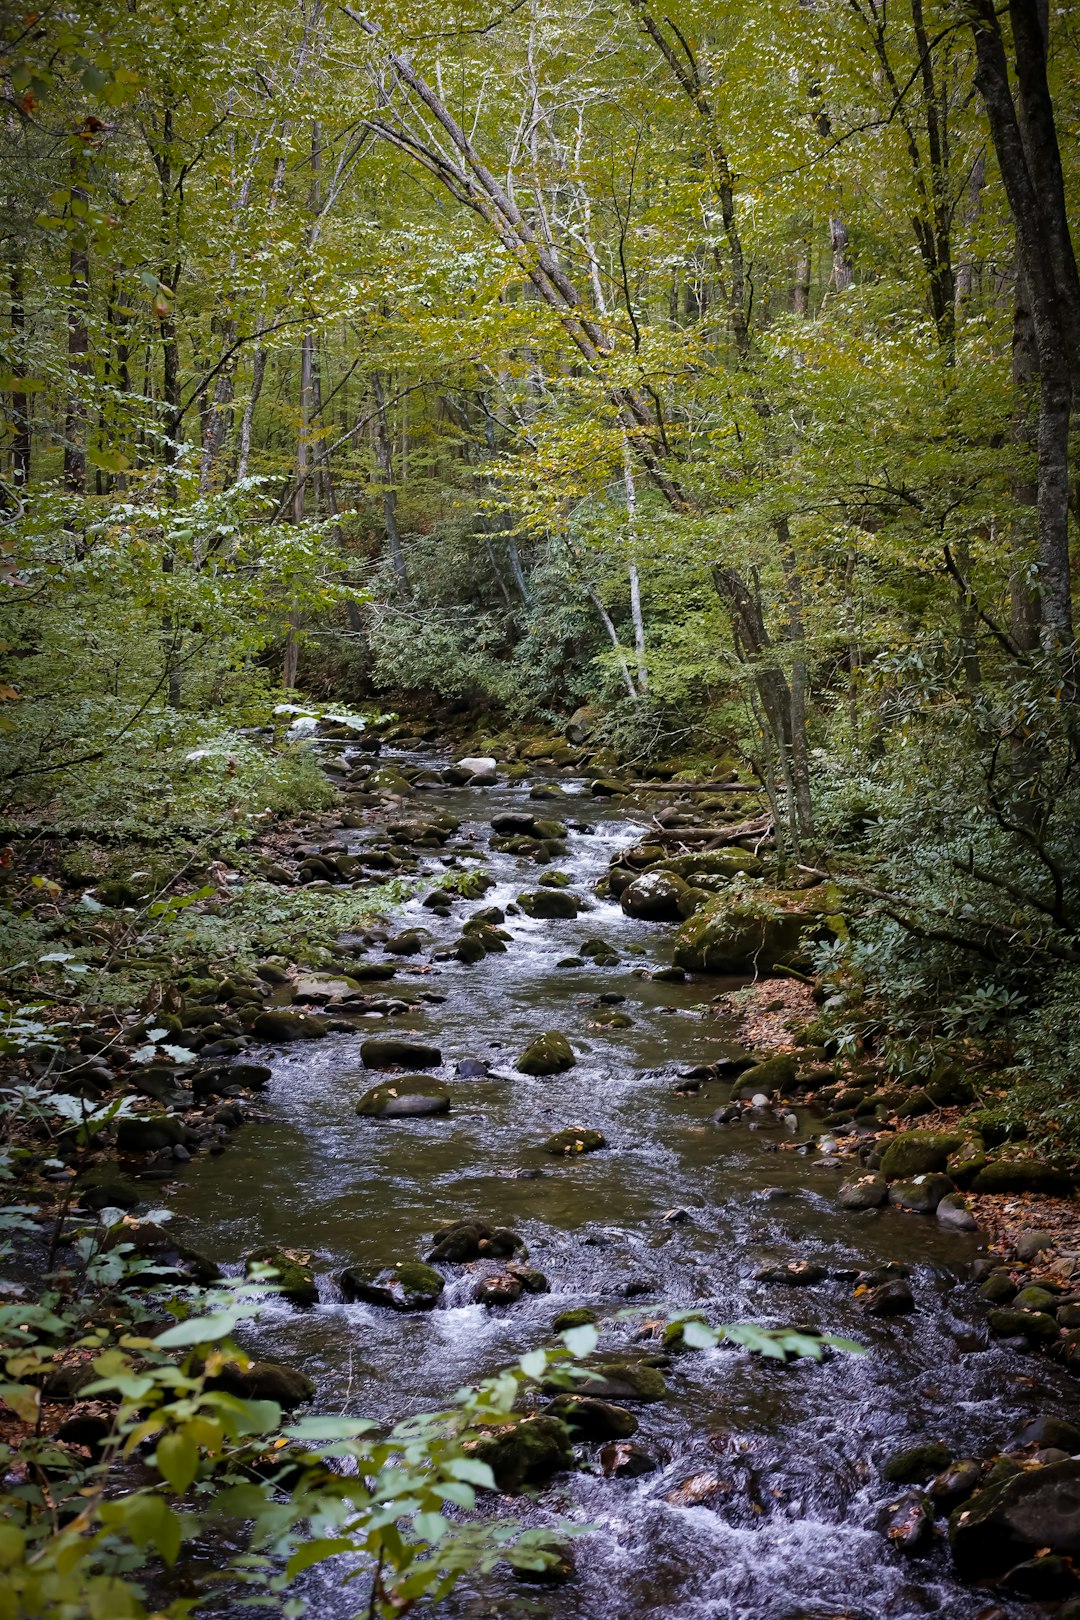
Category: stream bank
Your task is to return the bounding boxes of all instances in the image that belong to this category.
[10,723,1080,1619]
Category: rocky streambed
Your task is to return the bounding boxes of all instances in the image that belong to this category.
[123,738,1080,1618]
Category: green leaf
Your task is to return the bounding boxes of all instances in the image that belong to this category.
[414,1510,447,1543]
[154,1309,241,1347]
[156,1430,199,1494]
[518,1348,547,1379]
[560,1323,598,1357]
[444,1457,496,1489]
[285,1538,355,1578]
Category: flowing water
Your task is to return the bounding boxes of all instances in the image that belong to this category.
[171,749,1077,1620]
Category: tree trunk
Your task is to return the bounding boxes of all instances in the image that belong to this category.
[64,196,90,495]
[371,370,410,592]
[8,257,29,487]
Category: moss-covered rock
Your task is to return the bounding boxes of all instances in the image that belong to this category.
[360,1036,442,1070]
[880,1130,964,1180]
[339,1260,444,1311]
[355,1076,451,1118]
[517,1032,575,1075]
[656,849,762,880]
[987,1308,1059,1343]
[208,1358,314,1407]
[116,1113,186,1152]
[427,1221,521,1263]
[882,1442,953,1484]
[949,1458,1080,1577]
[469,1415,574,1492]
[555,1360,667,1402]
[544,1127,606,1156]
[887,1173,954,1214]
[544,1394,637,1440]
[251,1009,329,1042]
[619,870,690,920]
[672,889,824,975]
[518,888,581,920]
[971,1157,1072,1195]
[245,1246,318,1307]
[552,1306,598,1332]
[739,1053,797,1095]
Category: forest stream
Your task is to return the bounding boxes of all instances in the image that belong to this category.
[165,738,1079,1620]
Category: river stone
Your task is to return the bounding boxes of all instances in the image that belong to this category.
[292,972,360,1001]
[971,1157,1072,1195]
[544,1127,606,1156]
[116,1113,186,1152]
[754,1259,825,1286]
[987,1308,1059,1344]
[545,1394,638,1440]
[887,1173,953,1214]
[245,1246,318,1307]
[456,756,497,777]
[517,1032,575,1075]
[1014,1284,1057,1311]
[77,1168,142,1211]
[949,1458,1080,1576]
[936,1193,978,1230]
[360,1036,442,1070]
[600,1440,657,1478]
[427,1220,521,1262]
[885,1491,934,1553]
[228,1061,273,1088]
[838,1173,888,1210]
[470,1414,573,1492]
[1014,1416,1080,1453]
[882,1441,953,1484]
[472,1274,521,1306]
[518,888,580,920]
[339,1260,444,1311]
[385,929,426,956]
[251,1009,328,1042]
[979,1269,1017,1303]
[209,1359,314,1407]
[356,1076,451,1118]
[930,1458,985,1506]
[740,1053,798,1095]
[879,1130,963,1180]
[863,1278,915,1316]
[552,1306,598,1332]
[1014,1228,1056,1260]
[619,870,689,920]
[455,934,486,964]
[347,962,397,981]
[564,1361,667,1402]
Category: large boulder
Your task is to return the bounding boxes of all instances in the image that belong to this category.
[544,1395,638,1440]
[673,891,821,975]
[970,1157,1072,1195]
[208,1358,314,1407]
[888,1173,954,1214]
[950,1459,1080,1577]
[656,850,762,880]
[356,1076,451,1118]
[427,1220,521,1263]
[339,1260,444,1311]
[880,1130,964,1180]
[292,972,361,1002]
[619,870,689,921]
[245,1247,318,1307]
[360,1036,442,1070]
[517,1032,575,1075]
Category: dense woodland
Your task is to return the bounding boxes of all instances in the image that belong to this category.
[3,0,1080,1613]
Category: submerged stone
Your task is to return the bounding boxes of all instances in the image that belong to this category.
[355,1075,451,1118]
[339,1260,444,1311]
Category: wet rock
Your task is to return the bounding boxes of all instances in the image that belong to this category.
[208,1358,314,1407]
[474,1274,523,1306]
[518,888,580,920]
[292,971,360,1001]
[347,962,397,982]
[454,934,486,963]
[509,1538,576,1585]
[360,1036,442,1070]
[987,1308,1059,1344]
[1013,1284,1057,1311]
[599,1440,658,1478]
[979,1270,1017,1304]
[339,1260,444,1311]
[970,1157,1072,1195]
[517,1031,575,1075]
[655,849,761,880]
[552,1307,598,1332]
[554,1361,667,1403]
[1014,1416,1080,1453]
[887,1173,953,1214]
[882,1441,953,1484]
[427,1220,521,1262]
[740,1053,798,1095]
[507,1264,549,1293]
[245,1246,318,1307]
[929,1457,984,1506]
[456,1057,490,1078]
[1002,1552,1077,1599]
[116,1113,186,1152]
[251,1009,328,1042]
[620,870,689,920]
[590,778,627,797]
[544,1127,606,1156]
[863,1277,915,1316]
[546,1394,638,1440]
[385,929,426,956]
[355,1076,451,1118]
[228,1061,273,1089]
[838,1173,887,1210]
[470,1414,574,1492]
[754,1260,826,1286]
[884,1492,934,1552]
[879,1129,962,1180]
[1013,1228,1056,1261]
[77,1168,142,1210]
[949,1458,1080,1576]
[936,1193,977,1230]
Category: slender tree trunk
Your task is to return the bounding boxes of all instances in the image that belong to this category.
[371,370,409,592]
[9,257,29,487]
[64,189,90,495]
[622,434,647,693]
